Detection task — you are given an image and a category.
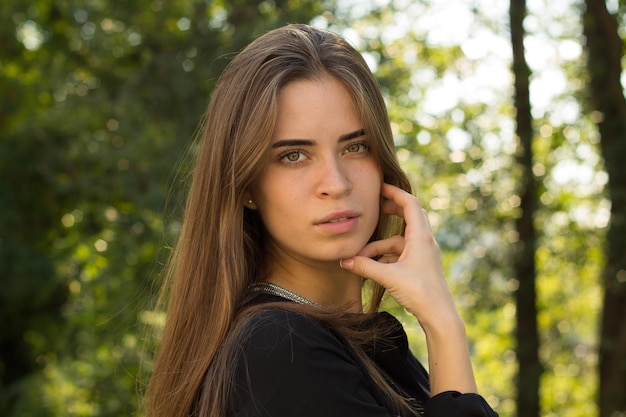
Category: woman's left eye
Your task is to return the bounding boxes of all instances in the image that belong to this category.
[344,142,368,154]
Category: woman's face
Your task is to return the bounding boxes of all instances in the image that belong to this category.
[250,75,382,267]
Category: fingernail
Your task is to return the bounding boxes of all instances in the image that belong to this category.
[340,259,354,270]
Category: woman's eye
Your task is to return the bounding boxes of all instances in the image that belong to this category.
[345,142,368,154]
[280,150,305,163]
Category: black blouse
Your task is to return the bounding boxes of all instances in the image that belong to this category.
[227,293,498,417]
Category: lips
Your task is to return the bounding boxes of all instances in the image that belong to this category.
[316,210,360,225]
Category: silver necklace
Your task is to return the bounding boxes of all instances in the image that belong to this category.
[249,282,320,307]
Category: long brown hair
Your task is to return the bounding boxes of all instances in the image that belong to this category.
[144,24,414,417]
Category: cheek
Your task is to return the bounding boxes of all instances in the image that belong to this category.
[250,172,280,211]
[358,165,383,219]
[253,180,300,227]
[362,162,383,196]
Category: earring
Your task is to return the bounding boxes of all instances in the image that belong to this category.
[248,199,253,205]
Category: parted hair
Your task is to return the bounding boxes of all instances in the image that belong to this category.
[144,24,415,417]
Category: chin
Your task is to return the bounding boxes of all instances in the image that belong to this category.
[329,243,368,261]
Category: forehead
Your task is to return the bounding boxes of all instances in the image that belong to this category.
[272,76,362,140]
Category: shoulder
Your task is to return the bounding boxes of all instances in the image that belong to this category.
[239,309,402,360]
[237,308,346,363]
[229,308,392,416]
[244,307,328,331]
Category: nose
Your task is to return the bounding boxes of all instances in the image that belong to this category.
[317,156,352,198]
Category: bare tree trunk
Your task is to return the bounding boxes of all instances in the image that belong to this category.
[582,1,626,416]
[510,1,541,416]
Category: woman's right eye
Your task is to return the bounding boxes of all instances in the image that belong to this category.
[279,150,306,164]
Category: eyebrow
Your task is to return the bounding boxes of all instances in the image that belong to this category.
[271,129,366,149]
[339,129,366,142]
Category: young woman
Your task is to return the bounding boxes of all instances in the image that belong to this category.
[145,24,498,417]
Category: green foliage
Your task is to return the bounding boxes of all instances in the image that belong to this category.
[324,1,610,416]
[1,1,331,416]
[1,0,618,416]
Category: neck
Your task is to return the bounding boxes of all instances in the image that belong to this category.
[265,261,363,312]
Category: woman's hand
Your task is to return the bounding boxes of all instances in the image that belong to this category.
[340,183,457,327]
[340,183,478,394]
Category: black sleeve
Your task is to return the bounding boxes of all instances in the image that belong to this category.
[425,391,498,417]
[228,309,395,417]
[371,313,498,417]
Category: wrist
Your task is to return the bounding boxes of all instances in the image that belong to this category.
[420,314,478,394]
[418,311,467,342]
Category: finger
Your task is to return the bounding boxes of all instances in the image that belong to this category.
[381,184,424,227]
[339,255,397,286]
[377,254,399,264]
[420,208,434,234]
[381,196,403,217]
[357,235,405,259]
[381,184,437,246]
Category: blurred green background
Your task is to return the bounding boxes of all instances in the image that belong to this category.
[1,1,624,416]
